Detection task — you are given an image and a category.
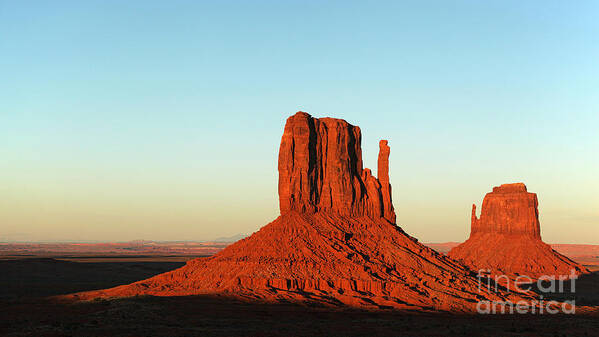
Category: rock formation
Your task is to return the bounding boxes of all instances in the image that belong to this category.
[378,140,395,223]
[470,183,540,238]
[449,183,588,279]
[64,112,529,312]
[278,112,395,222]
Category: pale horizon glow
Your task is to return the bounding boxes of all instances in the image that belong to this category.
[1,1,598,244]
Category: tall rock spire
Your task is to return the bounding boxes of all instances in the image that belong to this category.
[377,140,395,223]
[278,111,395,222]
[470,204,479,233]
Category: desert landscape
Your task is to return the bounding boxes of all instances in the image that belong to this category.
[3,1,597,336]
[2,241,598,336]
[2,112,598,336]
[2,241,599,336]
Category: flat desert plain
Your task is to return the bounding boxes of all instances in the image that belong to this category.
[0,241,598,336]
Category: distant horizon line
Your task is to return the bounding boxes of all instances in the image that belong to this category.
[2,239,599,246]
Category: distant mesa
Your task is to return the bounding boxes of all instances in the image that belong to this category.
[63,112,528,312]
[211,234,249,243]
[448,183,588,279]
[470,183,540,238]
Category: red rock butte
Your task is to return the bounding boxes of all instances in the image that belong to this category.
[64,112,529,312]
[449,183,588,279]
[278,112,395,223]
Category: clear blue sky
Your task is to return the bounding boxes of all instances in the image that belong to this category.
[1,1,598,243]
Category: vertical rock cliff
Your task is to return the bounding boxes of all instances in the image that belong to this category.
[278,112,396,222]
[470,183,540,238]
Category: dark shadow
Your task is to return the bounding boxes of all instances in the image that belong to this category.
[1,258,598,336]
[529,271,599,306]
[0,258,186,299]
[1,295,598,337]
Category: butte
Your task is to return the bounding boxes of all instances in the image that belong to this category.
[449,183,588,280]
[65,112,527,312]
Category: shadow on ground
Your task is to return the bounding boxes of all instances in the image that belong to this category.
[0,258,185,299]
[1,258,598,336]
[529,271,599,306]
[1,295,598,337]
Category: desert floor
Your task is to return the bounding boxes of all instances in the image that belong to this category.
[1,254,598,337]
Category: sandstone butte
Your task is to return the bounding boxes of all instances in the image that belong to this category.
[64,112,531,312]
[449,183,588,280]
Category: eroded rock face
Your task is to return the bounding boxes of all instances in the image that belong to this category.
[450,183,588,279]
[278,112,395,223]
[471,183,540,238]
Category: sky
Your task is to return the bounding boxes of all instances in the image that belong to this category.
[1,1,598,243]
